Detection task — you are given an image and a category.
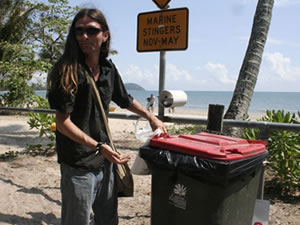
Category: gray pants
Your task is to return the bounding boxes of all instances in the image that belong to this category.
[60,161,118,225]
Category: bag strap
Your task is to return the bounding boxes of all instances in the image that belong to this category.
[85,72,118,152]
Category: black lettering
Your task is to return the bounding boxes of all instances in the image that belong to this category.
[164,26,169,35]
[144,38,160,46]
[153,27,160,35]
[149,38,153,46]
[159,15,163,24]
[150,14,178,26]
[159,27,164,35]
[166,15,173,23]
[172,15,177,23]
[176,25,181,33]
[161,37,168,45]
[173,36,179,44]
[146,17,152,25]
[144,38,149,46]
[170,25,175,34]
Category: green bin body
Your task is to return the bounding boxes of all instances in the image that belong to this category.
[150,166,262,225]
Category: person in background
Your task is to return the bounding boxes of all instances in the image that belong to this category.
[47,8,166,225]
[146,94,156,112]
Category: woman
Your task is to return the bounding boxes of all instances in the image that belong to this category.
[47,8,166,225]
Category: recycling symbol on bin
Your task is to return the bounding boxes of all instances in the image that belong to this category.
[169,184,187,210]
[173,184,187,196]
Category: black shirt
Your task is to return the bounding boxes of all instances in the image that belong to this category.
[48,59,133,170]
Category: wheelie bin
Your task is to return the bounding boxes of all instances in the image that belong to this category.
[140,132,268,225]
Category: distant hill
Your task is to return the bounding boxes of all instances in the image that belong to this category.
[125,83,145,91]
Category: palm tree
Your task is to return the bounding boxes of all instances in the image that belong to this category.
[0,0,36,60]
[224,0,274,137]
[0,0,37,107]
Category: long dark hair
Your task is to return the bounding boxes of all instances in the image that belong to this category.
[47,8,111,95]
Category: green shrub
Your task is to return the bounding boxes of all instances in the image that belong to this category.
[27,95,56,150]
[243,110,300,194]
[167,124,205,135]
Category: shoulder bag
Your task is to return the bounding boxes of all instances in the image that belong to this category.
[85,72,134,197]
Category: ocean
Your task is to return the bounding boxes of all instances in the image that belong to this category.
[32,90,299,114]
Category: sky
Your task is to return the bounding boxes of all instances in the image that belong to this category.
[65,0,300,92]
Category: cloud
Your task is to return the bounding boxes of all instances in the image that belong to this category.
[238,0,300,7]
[255,52,300,91]
[263,52,300,80]
[122,63,193,90]
[205,63,237,85]
[122,64,157,89]
[122,62,238,91]
[121,52,300,91]
[274,0,300,7]
[267,38,283,46]
[239,36,300,48]
[166,64,192,81]
[267,38,300,48]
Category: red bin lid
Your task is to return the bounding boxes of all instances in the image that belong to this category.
[150,132,267,161]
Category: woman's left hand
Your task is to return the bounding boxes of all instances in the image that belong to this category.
[149,116,167,134]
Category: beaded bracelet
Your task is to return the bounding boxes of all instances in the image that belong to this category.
[95,142,104,155]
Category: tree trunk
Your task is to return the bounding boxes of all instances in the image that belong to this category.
[224,0,274,137]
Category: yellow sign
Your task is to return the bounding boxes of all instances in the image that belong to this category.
[137,8,189,52]
[153,0,171,9]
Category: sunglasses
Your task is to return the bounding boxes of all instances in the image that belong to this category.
[75,27,103,36]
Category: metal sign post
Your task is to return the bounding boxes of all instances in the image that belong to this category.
[158,50,166,117]
[157,3,168,117]
[157,4,168,118]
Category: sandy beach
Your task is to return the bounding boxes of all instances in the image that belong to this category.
[0,108,299,225]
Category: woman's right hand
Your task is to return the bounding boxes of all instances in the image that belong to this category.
[100,144,131,164]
